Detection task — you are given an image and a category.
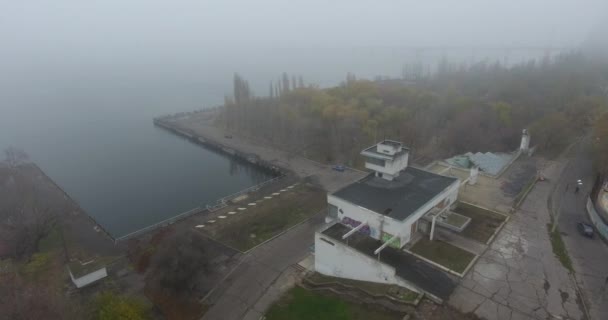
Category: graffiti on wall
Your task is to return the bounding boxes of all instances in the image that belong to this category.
[381,232,401,249]
[342,216,371,236]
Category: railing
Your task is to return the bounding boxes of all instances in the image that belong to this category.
[115,207,204,242]
[213,174,284,205]
[115,175,284,242]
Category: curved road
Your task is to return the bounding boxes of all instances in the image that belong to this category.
[551,137,608,320]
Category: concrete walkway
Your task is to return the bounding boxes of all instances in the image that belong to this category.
[172,116,365,193]
[200,213,324,320]
[450,160,585,320]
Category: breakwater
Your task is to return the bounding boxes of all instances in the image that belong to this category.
[153,117,283,176]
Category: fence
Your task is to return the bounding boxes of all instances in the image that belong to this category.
[211,174,284,206]
[116,174,284,242]
[115,207,205,242]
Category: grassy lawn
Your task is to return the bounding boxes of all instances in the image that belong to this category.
[454,202,507,243]
[203,183,326,251]
[547,224,574,273]
[308,273,419,302]
[410,238,475,274]
[38,224,64,253]
[265,286,404,320]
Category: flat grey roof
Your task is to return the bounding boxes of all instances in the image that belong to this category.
[321,223,457,300]
[332,166,457,221]
[361,144,409,160]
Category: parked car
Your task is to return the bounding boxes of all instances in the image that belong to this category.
[332,164,345,172]
[577,222,594,238]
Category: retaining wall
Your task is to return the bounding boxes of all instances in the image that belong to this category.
[586,197,608,240]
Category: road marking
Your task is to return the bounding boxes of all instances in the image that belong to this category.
[208,220,216,223]
[248,203,256,206]
[272,193,280,196]
[264,196,272,199]
[219,215,227,219]
[228,211,236,215]
[238,208,246,211]
[195,224,205,228]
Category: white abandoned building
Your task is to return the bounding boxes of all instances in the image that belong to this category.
[314,140,463,301]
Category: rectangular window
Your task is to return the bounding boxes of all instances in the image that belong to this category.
[366,157,385,167]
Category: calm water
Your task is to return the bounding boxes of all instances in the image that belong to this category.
[0,47,548,237]
[0,70,276,237]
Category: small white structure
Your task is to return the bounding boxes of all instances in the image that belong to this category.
[361,140,409,181]
[520,129,530,152]
[315,140,460,300]
[68,260,108,288]
[469,166,479,185]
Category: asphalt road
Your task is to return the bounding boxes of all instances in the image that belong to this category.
[552,138,608,320]
[200,212,325,320]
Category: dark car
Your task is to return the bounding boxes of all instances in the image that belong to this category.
[332,164,345,172]
[577,222,594,238]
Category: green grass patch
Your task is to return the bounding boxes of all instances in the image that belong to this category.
[38,225,63,253]
[454,202,507,243]
[308,273,419,302]
[547,224,574,273]
[204,184,326,251]
[265,286,404,320]
[410,238,476,273]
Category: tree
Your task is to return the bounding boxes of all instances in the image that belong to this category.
[152,232,210,294]
[0,273,81,320]
[530,112,572,151]
[593,113,608,175]
[92,291,148,320]
[3,147,29,168]
[281,72,290,94]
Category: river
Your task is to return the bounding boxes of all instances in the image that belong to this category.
[0,46,549,237]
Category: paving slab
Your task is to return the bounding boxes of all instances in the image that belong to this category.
[450,160,584,319]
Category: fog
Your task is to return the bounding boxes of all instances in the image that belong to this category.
[0,0,607,236]
[2,0,607,81]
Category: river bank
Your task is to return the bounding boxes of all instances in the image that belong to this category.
[154,110,366,193]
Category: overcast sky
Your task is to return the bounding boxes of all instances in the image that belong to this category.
[2,0,606,54]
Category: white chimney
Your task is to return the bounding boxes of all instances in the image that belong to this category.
[469,166,479,185]
[520,129,530,151]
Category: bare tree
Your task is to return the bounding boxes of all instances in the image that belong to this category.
[0,273,81,320]
[3,147,29,169]
[151,232,210,295]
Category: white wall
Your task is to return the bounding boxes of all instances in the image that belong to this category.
[69,267,108,288]
[364,152,409,180]
[314,232,419,294]
[328,195,407,246]
[327,178,459,247]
